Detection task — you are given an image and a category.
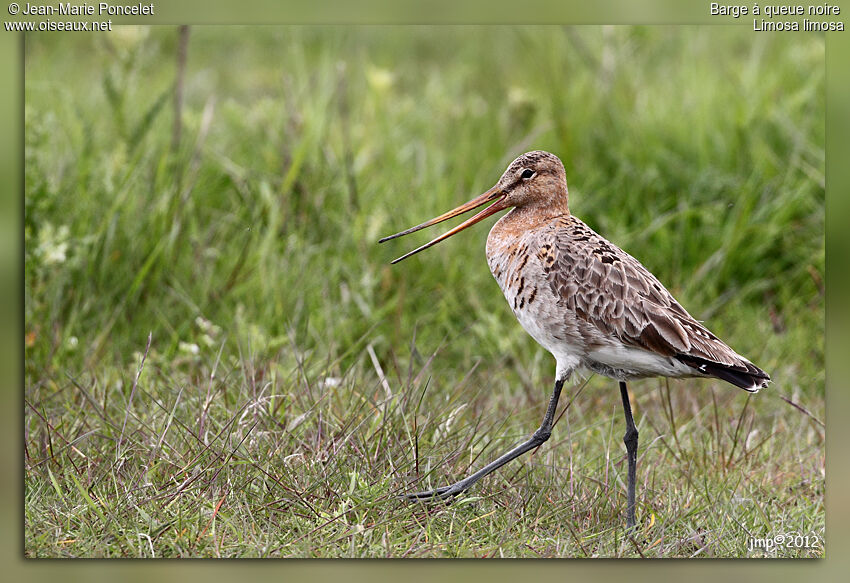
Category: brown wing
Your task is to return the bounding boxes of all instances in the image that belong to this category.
[538,216,769,388]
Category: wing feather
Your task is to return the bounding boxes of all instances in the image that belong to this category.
[540,216,769,387]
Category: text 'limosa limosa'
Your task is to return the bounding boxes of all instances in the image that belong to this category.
[379,150,770,529]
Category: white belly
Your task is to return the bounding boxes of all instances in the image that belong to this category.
[586,344,695,379]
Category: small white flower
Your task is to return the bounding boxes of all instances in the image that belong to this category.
[319,377,341,389]
[36,223,71,265]
[179,341,200,355]
[195,316,221,337]
[44,243,68,265]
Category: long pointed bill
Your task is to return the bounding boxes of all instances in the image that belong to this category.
[378,186,508,264]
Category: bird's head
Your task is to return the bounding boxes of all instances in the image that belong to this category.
[495,150,568,211]
[379,150,569,263]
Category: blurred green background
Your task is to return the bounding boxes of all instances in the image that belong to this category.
[25,26,823,376]
[23,26,824,558]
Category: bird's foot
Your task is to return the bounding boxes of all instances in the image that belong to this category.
[404,482,470,502]
[623,517,651,545]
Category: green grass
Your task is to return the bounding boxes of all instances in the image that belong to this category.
[24,26,824,558]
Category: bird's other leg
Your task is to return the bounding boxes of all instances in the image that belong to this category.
[619,381,639,530]
[406,377,565,501]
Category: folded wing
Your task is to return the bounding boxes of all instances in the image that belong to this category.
[539,216,770,392]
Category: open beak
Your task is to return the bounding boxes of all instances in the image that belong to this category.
[379,186,508,264]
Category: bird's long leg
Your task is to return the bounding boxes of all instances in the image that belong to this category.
[619,381,639,530]
[407,378,565,501]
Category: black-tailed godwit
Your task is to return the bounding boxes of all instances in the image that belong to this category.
[380,150,769,529]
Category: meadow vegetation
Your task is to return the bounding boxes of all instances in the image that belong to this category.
[24,26,824,557]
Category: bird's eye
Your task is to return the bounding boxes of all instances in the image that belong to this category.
[521,169,535,179]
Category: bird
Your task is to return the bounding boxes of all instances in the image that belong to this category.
[379,150,769,529]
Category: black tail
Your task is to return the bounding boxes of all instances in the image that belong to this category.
[675,354,770,393]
